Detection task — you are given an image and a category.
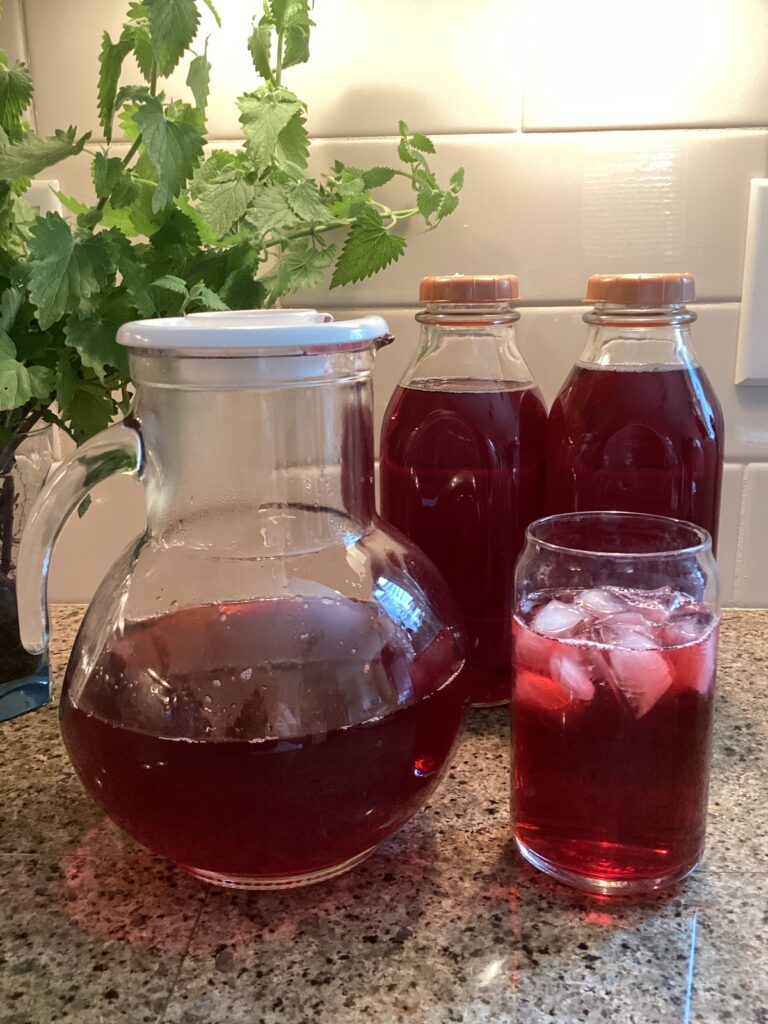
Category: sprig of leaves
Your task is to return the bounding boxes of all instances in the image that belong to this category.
[0,0,463,449]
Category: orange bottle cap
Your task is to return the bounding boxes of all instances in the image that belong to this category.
[420,274,519,303]
[586,272,695,305]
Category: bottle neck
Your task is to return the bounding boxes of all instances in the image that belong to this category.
[133,365,376,552]
[579,304,698,369]
[402,302,534,388]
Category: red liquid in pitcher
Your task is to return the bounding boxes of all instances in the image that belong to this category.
[60,598,466,881]
[380,380,547,706]
[512,587,717,887]
[546,366,723,549]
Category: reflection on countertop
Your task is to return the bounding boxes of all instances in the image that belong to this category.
[1,607,767,1023]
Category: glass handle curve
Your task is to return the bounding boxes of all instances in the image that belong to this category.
[17,422,144,656]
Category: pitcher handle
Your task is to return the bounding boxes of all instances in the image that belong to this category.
[17,421,144,656]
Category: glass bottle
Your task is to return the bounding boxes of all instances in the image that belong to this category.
[380,275,548,707]
[17,310,468,890]
[545,273,724,551]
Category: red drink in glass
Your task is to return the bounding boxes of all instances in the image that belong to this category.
[381,379,547,706]
[546,365,724,549]
[512,586,717,892]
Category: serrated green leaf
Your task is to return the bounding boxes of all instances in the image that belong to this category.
[64,316,128,381]
[262,240,335,299]
[361,166,396,189]
[115,84,152,110]
[238,89,304,168]
[197,176,253,237]
[416,189,442,220]
[0,328,16,358]
[248,17,273,81]
[122,21,155,81]
[398,136,415,165]
[187,53,210,111]
[449,167,465,191]
[200,247,262,309]
[164,98,204,132]
[101,228,157,316]
[0,357,30,410]
[27,364,54,400]
[92,153,125,200]
[100,179,159,237]
[274,110,308,172]
[134,97,203,212]
[188,282,228,310]
[0,127,90,181]
[436,191,460,221]
[146,0,200,77]
[28,214,114,329]
[409,131,435,155]
[169,194,216,246]
[0,59,33,132]
[330,208,406,289]
[151,274,188,296]
[190,149,238,197]
[286,180,328,222]
[246,183,300,235]
[278,1,313,69]
[98,32,132,142]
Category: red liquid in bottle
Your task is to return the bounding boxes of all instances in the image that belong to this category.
[60,597,466,882]
[545,366,724,550]
[380,380,548,706]
[512,587,717,888]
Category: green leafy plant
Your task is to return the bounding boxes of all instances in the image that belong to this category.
[0,0,463,453]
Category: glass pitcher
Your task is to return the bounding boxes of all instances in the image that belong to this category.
[18,310,467,890]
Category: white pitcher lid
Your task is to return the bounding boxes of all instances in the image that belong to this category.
[117,309,390,350]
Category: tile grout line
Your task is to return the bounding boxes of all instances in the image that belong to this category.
[153,888,210,1024]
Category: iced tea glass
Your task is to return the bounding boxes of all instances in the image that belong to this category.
[511,511,719,895]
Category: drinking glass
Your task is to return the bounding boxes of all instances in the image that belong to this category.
[511,511,719,895]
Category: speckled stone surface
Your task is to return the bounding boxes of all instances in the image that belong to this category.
[1,607,767,1024]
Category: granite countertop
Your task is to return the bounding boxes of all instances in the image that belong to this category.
[1,607,767,1024]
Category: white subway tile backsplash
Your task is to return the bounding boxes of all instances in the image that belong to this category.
[733,463,768,607]
[24,0,522,142]
[718,464,744,607]
[291,130,768,307]
[522,0,768,131]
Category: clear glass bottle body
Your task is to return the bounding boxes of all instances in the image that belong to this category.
[545,304,724,551]
[20,336,467,889]
[380,302,547,707]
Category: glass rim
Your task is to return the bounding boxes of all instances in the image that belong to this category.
[525,511,712,559]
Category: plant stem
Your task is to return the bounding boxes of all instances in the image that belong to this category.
[263,220,350,248]
[274,28,284,86]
